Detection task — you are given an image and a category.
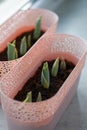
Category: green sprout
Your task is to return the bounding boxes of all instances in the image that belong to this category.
[51,57,59,77]
[33,16,42,40]
[23,91,32,103]
[20,36,27,56]
[41,62,50,89]
[36,92,42,102]
[27,35,31,48]
[15,48,18,59]
[60,58,66,70]
[7,40,18,60]
[12,40,16,46]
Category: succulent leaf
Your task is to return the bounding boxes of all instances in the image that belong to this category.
[41,62,50,89]
[7,43,16,60]
[20,36,27,56]
[33,16,42,40]
[28,35,31,48]
[51,57,59,77]
[60,59,66,70]
[36,92,42,102]
[23,91,32,103]
[15,48,18,59]
[12,40,16,46]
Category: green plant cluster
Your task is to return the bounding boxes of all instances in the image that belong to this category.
[7,16,42,60]
[24,57,66,103]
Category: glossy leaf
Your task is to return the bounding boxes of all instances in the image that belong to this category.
[15,48,18,59]
[41,62,50,89]
[20,36,27,56]
[28,35,31,48]
[23,91,32,103]
[60,59,66,70]
[51,57,59,77]
[33,16,42,40]
[12,40,16,46]
[36,92,42,102]
[7,43,16,60]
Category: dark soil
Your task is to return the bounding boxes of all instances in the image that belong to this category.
[0,30,44,61]
[14,60,75,102]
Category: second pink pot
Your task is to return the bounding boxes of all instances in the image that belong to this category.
[1,34,87,130]
[0,8,58,79]
[0,9,58,103]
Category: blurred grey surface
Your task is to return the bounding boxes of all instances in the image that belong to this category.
[0,0,87,130]
[32,0,87,40]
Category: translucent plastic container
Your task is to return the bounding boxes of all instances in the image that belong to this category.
[0,9,58,103]
[0,8,58,79]
[0,34,87,130]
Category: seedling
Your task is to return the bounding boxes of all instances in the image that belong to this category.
[51,57,59,77]
[27,35,31,48]
[33,16,42,40]
[23,91,32,103]
[60,58,66,70]
[6,16,43,61]
[15,48,18,59]
[41,62,50,89]
[7,40,18,60]
[12,40,16,46]
[36,92,42,102]
[20,36,27,56]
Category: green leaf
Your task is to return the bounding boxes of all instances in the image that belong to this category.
[41,62,50,89]
[41,71,49,88]
[36,92,42,102]
[27,35,31,48]
[12,40,16,46]
[15,48,18,59]
[7,43,16,60]
[23,91,32,103]
[33,16,42,40]
[60,59,66,70]
[20,36,27,56]
[51,57,59,77]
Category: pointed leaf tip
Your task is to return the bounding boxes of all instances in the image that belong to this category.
[33,16,42,40]
[41,62,50,89]
[23,91,32,103]
[20,36,27,56]
[28,35,31,48]
[51,57,59,77]
[36,92,42,102]
[60,59,66,70]
[7,43,16,60]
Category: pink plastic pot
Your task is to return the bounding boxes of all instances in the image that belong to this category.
[0,9,58,103]
[0,34,87,130]
[0,8,58,79]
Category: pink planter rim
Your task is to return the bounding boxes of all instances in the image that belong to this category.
[0,53,84,104]
[0,47,86,104]
[0,8,59,27]
[0,8,58,80]
[0,33,87,127]
[0,8,59,53]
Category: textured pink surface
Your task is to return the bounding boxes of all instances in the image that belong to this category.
[6,77,80,130]
[0,34,87,130]
[0,9,58,104]
[0,8,58,79]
